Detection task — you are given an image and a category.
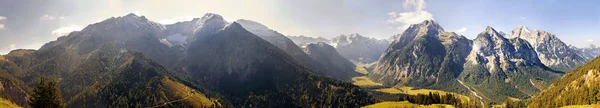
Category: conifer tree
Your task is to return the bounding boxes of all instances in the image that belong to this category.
[29,77,65,108]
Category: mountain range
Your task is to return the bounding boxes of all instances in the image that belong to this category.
[370,20,596,103]
[0,13,377,107]
[288,34,391,64]
[1,12,599,107]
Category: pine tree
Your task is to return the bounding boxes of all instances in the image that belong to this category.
[29,77,66,108]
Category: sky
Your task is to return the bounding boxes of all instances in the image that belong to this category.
[0,0,599,54]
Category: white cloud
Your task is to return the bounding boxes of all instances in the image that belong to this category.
[455,27,467,34]
[9,44,16,51]
[0,16,6,30]
[52,25,82,37]
[157,16,199,24]
[40,14,56,20]
[386,0,434,31]
[587,39,595,43]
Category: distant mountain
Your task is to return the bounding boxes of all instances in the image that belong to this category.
[175,22,376,107]
[287,35,330,46]
[236,19,353,80]
[511,26,587,71]
[332,34,391,64]
[303,42,359,80]
[529,56,600,108]
[572,44,600,60]
[459,27,561,102]
[287,34,391,64]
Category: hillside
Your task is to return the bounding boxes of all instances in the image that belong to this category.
[529,57,600,108]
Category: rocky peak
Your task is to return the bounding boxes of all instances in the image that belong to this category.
[474,26,509,48]
[511,25,531,38]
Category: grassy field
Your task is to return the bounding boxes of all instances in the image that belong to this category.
[352,76,384,88]
[561,104,600,108]
[351,76,471,102]
[0,98,21,108]
[362,101,454,108]
[375,87,471,102]
[160,77,214,107]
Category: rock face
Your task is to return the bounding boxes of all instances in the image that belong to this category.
[372,20,565,103]
[178,22,376,107]
[303,42,359,80]
[459,27,561,101]
[370,20,471,87]
[332,34,391,64]
[510,26,587,71]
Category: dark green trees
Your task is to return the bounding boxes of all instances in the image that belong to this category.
[29,77,65,108]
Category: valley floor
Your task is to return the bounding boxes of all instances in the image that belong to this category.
[362,101,454,108]
[353,76,471,107]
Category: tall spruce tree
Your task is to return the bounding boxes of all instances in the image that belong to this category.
[29,77,65,108]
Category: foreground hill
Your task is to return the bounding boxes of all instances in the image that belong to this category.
[529,57,600,108]
[174,22,376,107]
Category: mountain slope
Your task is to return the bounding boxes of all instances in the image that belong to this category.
[176,22,377,107]
[2,14,231,107]
[511,26,587,71]
[370,20,470,88]
[303,42,359,81]
[529,57,600,108]
[236,19,351,80]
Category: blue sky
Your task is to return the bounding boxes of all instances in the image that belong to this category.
[0,0,599,54]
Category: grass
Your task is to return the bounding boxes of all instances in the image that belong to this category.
[362,101,454,108]
[0,98,21,108]
[561,104,600,108]
[354,62,377,75]
[352,76,383,88]
[375,87,470,102]
[355,65,369,75]
[160,77,214,107]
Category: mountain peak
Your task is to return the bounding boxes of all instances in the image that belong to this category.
[511,25,532,38]
[411,20,444,32]
[235,19,270,30]
[202,13,224,20]
[224,22,244,31]
[483,26,502,36]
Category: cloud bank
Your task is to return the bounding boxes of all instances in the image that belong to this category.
[386,0,434,31]
[52,25,82,37]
